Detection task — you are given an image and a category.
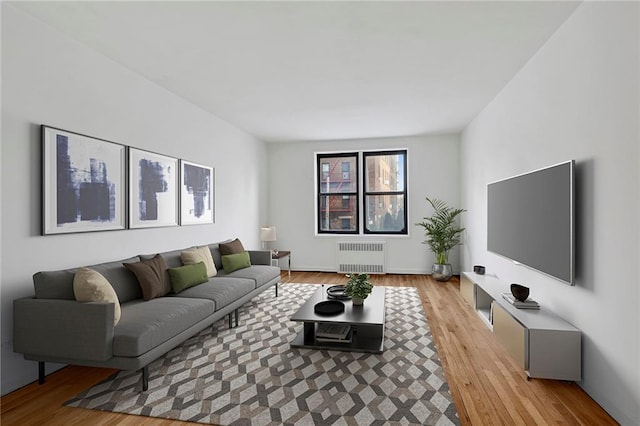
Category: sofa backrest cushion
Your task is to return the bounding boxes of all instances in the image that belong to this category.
[33,256,142,302]
[142,249,184,269]
[207,243,224,271]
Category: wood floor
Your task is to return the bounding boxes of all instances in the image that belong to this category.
[1,272,617,425]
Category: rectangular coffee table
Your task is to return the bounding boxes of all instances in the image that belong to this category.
[290,285,386,353]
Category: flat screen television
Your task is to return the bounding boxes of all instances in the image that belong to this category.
[487,160,575,285]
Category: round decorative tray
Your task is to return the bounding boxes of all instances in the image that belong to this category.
[326,285,351,300]
[314,300,345,316]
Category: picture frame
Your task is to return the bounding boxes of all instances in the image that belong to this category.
[129,148,179,229]
[180,159,214,225]
[42,125,127,235]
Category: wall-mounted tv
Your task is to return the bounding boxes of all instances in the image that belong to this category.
[487,160,575,285]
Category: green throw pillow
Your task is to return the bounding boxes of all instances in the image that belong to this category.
[168,262,208,293]
[222,251,251,273]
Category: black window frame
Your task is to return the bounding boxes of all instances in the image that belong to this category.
[363,149,408,235]
[316,152,359,235]
[316,150,408,235]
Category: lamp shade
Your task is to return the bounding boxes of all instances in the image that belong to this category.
[260,226,277,242]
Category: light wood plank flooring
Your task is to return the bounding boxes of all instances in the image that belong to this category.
[1,272,617,425]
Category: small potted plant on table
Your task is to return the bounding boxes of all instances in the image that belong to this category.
[344,273,373,305]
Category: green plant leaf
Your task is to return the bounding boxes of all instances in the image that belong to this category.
[344,273,373,299]
[414,197,466,264]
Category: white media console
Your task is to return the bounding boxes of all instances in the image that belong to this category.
[461,272,581,381]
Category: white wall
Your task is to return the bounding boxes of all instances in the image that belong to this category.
[267,134,460,274]
[461,3,639,424]
[1,5,268,395]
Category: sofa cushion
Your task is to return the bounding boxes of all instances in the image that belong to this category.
[168,262,208,293]
[217,265,281,289]
[33,256,142,302]
[221,251,251,273]
[113,297,214,357]
[181,246,217,277]
[73,268,121,325]
[141,249,184,269]
[123,254,171,301]
[175,277,255,309]
[207,243,223,271]
[219,238,245,255]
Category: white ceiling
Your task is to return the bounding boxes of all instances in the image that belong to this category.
[13,1,580,143]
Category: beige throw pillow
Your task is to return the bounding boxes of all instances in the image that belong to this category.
[181,246,217,277]
[73,267,121,325]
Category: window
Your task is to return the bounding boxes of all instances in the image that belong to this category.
[363,150,407,234]
[317,153,358,234]
[341,161,350,180]
[316,150,407,235]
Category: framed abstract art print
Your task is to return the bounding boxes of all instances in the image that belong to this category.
[42,126,126,235]
[180,160,214,225]
[129,148,179,228]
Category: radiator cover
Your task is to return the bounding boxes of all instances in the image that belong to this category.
[337,241,386,274]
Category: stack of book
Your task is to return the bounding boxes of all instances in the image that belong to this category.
[502,293,540,310]
[316,323,352,343]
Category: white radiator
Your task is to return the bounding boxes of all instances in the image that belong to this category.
[337,241,386,274]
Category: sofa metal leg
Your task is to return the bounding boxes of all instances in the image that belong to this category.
[38,361,45,384]
[141,366,149,391]
[227,310,239,328]
[275,282,279,297]
[235,308,239,327]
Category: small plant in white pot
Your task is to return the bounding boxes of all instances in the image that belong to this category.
[344,273,373,305]
[415,197,466,281]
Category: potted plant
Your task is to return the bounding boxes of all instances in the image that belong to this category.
[415,197,466,281]
[344,273,373,305]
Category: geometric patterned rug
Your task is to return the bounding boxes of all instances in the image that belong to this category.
[66,284,459,425]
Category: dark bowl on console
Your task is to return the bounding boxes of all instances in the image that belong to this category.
[473,265,486,275]
[510,283,530,302]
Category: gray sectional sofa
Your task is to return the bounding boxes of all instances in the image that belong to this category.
[13,241,281,391]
